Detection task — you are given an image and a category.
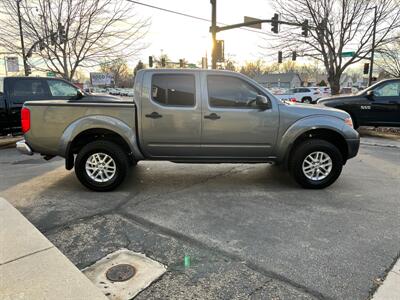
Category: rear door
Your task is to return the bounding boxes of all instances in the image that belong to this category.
[200,73,279,158]
[8,77,50,128]
[140,72,202,157]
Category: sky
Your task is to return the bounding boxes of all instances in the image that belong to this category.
[132,0,275,66]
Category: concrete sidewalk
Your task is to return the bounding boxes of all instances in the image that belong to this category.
[372,258,400,300]
[0,197,107,300]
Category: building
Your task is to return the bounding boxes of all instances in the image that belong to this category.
[253,73,302,89]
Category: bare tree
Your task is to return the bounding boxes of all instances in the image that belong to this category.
[262,0,400,94]
[239,60,279,78]
[100,58,130,87]
[0,0,150,80]
[376,40,400,78]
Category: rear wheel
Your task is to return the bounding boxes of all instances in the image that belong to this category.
[290,139,343,189]
[75,140,129,191]
[302,97,312,104]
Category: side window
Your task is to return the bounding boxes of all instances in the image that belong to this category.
[151,74,195,106]
[10,79,49,102]
[207,75,261,109]
[47,79,78,98]
[374,82,400,97]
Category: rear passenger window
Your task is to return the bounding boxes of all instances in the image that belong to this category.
[151,74,195,107]
[10,79,49,102]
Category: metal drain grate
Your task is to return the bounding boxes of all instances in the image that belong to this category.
[82,249,166,299]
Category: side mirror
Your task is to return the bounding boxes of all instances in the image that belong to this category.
[256,95,270,109]
[366,90,374,99]
[76,90,84,100]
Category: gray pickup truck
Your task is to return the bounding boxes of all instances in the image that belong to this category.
[17,69,359,191]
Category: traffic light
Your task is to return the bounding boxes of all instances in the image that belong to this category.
[26,65,32,76]
[148,56,153,67]
[161,57,166,67]
[271,13,279,34]
[301,20,309,37]
[58,23,66,43]
[179,59,184,68]
[292,51,297,61]
[278,51,283,63]
[363,63,370,75]
[50,31,57,45]
[216,40,224,62]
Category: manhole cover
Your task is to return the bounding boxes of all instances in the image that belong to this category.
[106,264,136,282]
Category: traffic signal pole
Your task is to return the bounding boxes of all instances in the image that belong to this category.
[368,6,377,86]
[209,0,310,69]
[210,0,217,69]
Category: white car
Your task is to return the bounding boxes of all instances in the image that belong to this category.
[286,87,322,103]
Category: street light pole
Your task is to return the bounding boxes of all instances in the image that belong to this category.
[368,6,377,86]
[210,0,217,69]
[16,0,28,76]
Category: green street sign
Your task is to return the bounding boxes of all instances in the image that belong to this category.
[47,71,55,77]
[341,51,355,58]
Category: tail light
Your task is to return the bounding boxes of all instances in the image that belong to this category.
[289,98,297,102]
[21,107,30,133]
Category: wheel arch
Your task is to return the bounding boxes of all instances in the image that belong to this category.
[59,116,143,170]
[277,116,349,167]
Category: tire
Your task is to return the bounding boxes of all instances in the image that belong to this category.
[302,97,312,104]
[75,140,129,192]
[289,139,343,189]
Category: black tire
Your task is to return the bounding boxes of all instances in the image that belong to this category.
[289,139,343,189]
[75,140,129,192]
[302,97,312,104]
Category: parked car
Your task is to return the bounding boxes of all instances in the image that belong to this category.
[279,87,321,104]
[0,77,123,135]
[318,78,400,129]
[17,69,359,191]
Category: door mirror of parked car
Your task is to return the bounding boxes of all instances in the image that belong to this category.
[256,95,270,109]
[366,90,374,99]
[76,90,85,100]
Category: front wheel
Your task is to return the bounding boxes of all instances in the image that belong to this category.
[75,140,129,191]
[290,139,343,189]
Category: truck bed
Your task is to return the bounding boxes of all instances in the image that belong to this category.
[23,100,136,156]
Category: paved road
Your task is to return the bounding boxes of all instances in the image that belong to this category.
[1,138,399,300]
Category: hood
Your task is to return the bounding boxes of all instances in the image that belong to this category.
[317,94,362,104]
[281,102,349,120]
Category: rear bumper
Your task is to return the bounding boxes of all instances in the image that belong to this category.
[16,140,33,155]
[346,138,360,159]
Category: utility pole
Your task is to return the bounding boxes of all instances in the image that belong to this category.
[16,0,28,76]
[210,0,217,69]
[368,6,377,86]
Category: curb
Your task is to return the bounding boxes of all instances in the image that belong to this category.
[0,197,107,300]
[360,141,400,149]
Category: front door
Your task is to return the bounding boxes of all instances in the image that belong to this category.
[201,74,279,159]
[140,72,202,157]
[369,80,400,125]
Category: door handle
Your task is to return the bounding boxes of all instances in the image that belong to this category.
[145,112,162,119]
[204,113,221,120]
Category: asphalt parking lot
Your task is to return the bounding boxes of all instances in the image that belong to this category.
[1,137,399,300]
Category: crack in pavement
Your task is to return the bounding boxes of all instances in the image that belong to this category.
[117,211,330,300]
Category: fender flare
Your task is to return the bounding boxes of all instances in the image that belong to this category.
[58,115,144,161]
[276,115,347,163]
